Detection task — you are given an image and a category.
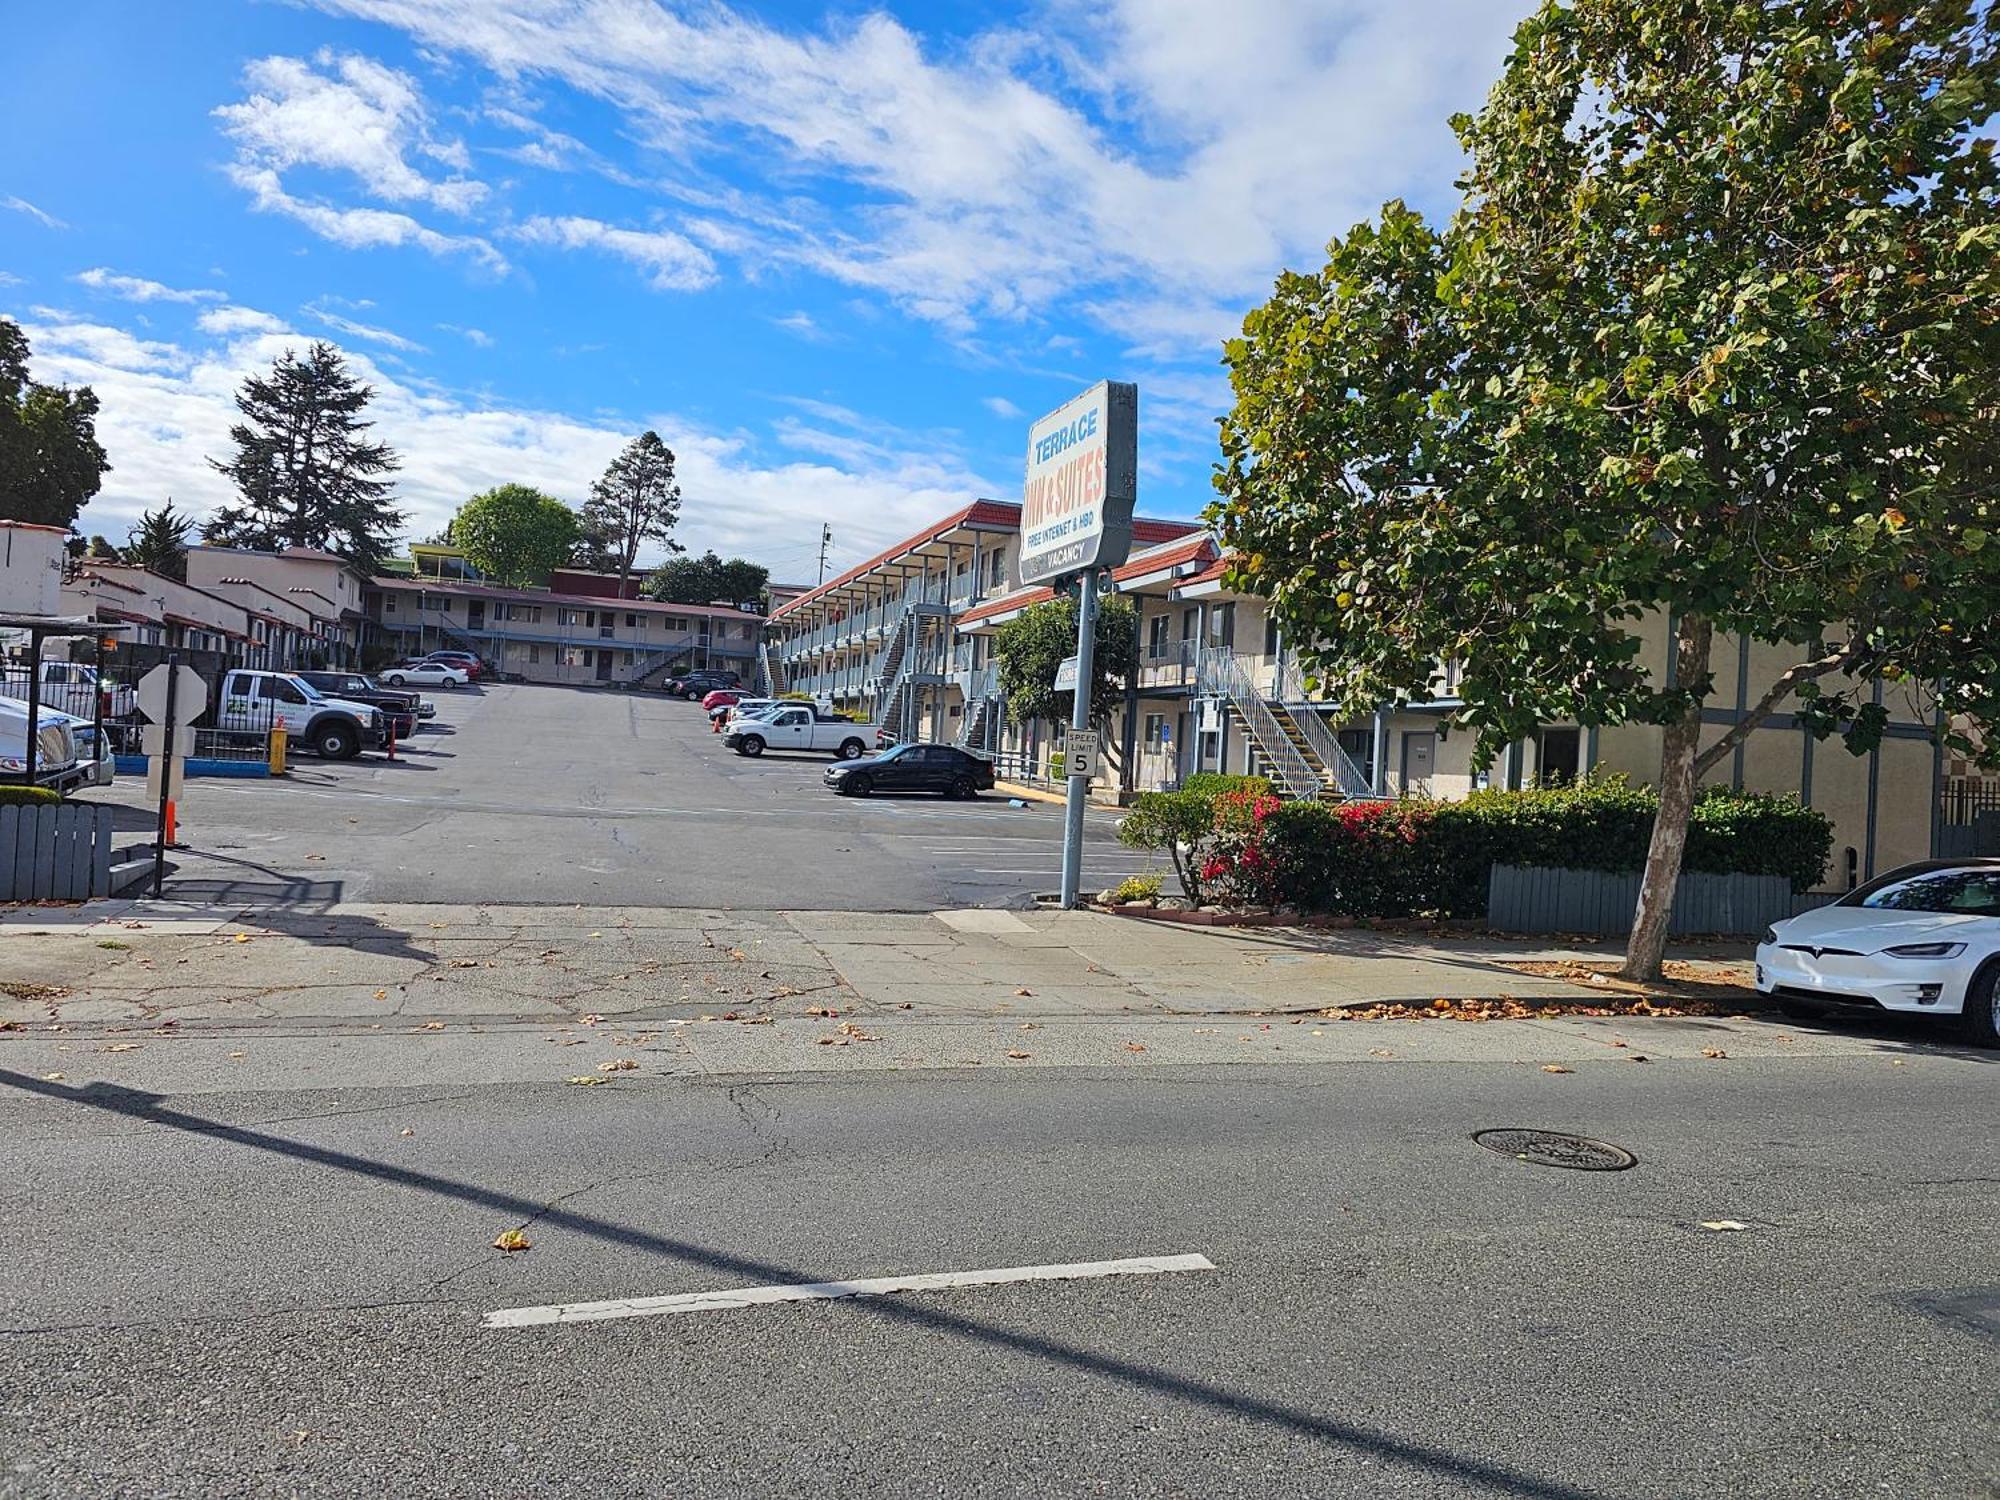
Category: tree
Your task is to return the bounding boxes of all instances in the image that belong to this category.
[1211,0,2000,980]
[579,430,683,594]
[447,485,580,587]
[644,550,768,606]
[0,318,110,530]
[123,501,193,580]
[205,341,404,567]
[66,534,121,562]
[993,593,1138,728]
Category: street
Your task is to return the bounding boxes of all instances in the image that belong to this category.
[81,683,1151,910]
[4,1052,1995,1499]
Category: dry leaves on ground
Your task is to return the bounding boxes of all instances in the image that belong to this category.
[1699,1220,1749,1232]
[1701,1047,1729,1059]
[1541,1064,1575,1074]
[1326,994,1724,1022]
[579,1013,603,1025]
[1123,1042,1147,1054]
[1006,1050,1032,1060]
[598,1058,639,1073]
[565,1075,608,1086]
[805,1005,840,1018]
[99,1043,139,1054]
[492,1229,532,1252]
[417,1021,445,1032]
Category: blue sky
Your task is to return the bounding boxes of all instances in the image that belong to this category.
[3,0,1526,582]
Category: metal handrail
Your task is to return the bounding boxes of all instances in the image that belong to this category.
[1275,655,1371,797]
[1196,648,1322,800]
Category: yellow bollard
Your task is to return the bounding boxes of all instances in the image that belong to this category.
[268,723,288,776]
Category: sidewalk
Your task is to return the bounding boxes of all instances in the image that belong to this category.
[5,898,1928,1094]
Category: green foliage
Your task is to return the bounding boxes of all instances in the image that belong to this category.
[993,593,1138,728]
[1181,772,1274,800]
[1105,872,1164,904]
[1210,1,2000,963]
[0,318,110,530]
[645,550,768,606]
[204,342,403,567]
[122,500,193,581]
[448,485,580,587]
[580,430,683,589]
[1117,785,1221,905]
[0,785,61,807]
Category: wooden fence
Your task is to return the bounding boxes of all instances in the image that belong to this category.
[1487,864,1837,937]
[0,802,115,901]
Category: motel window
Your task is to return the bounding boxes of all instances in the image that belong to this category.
[527,644,542,664]
[1181,607,1198,642]
[384,596,397,613]
[1147,614,1169,660]
[1144,713,1166,749]
[626,613,638,628]
[1264,615,1280,657]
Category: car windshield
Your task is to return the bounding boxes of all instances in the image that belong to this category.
[1841,866,2000,916]
[289,676,325,702]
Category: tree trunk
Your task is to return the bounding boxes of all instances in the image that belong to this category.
[1621,612,1713,982]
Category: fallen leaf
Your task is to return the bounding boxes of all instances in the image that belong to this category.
[588,931,603,939]
[598,1058,639,1073]
[805,1006,839,1018]
[1367,1048,1394,1058]
[728,949,747,961]
[816,1036,849,1047]
[579,1013,603,1025]
[232,933,251,944]
[492,1229,532,1253]
[303,853,326,862]
[739,1015,773,1026]
[1018,1022,1042,1031]
[1123,1042,1147,1053]
[1700,1047,1729,1060]
[720,1011,741,1021]
[565,1075,608,1086]
[418,1021,445,1032]
[399,1128,414,1137]
[1699,1220,1749,1232]
[373,989,389,1001]
[1014,987,1034,997]
[228,1050,246,1060]
[1541,1064,1574,1074]
[1608,1039,1629,1048]
[99,1042,140,1054]
[836,1021,880,1041]
[41,1072,65,1081]
[1006,1050,1031,1060]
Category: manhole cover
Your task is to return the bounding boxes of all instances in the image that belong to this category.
[1473,1129,1636,1171]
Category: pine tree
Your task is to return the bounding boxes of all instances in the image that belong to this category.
[578,430,683,595]
[124,500,193,580]
[205,342,404,566]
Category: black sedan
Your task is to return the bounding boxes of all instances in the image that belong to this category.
[824,743,996,799]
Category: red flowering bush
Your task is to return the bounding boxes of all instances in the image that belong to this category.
[1198,789,1287,909]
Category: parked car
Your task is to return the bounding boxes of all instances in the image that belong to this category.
[296,670,423,741]
[380,661,471,689]
[724,704,876,760]
[1756,857,2000,1045]
[666,670,742,699]
[823,743,996,799]
[710,696,781,725]
[701,688,747,714]
[216,670,387,760]
[0,697,112,793]
[422,650,485,679]
[11,659,137,719]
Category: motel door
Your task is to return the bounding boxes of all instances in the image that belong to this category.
[1399,732,1436,796]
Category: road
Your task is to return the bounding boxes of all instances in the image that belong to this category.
[83,683,1154,910]
[2,1052,1995,1498]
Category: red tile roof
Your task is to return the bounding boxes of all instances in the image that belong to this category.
[370,574,764,622]
[955,533,1220,628]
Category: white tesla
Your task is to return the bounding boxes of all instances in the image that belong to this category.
[1756,858,2000,1046]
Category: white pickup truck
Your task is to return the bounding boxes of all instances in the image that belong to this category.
[216,670,387,760]
[17,659,136,719]
[723,705,877,760]
[0,698,114,792]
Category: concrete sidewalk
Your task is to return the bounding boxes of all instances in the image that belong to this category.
[2,898,1950,1093]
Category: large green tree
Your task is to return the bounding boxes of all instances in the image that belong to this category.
[578,430,683,594]
[993,592,1138,728]
[205,342,404,567]
[1212,0,2000,979]
[0,318,110,530]
[123,500,194,580]
[644,550,768,607]
[447,484,580,586]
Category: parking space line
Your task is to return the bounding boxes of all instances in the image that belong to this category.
[483,1253,1216,1329]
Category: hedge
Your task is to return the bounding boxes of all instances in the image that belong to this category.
[0,785,62,808]
[1122,774,1833,916]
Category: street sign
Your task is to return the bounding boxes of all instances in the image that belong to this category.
[136,664,208,724]
[1063,728,1101,780]
[1053,654,1079,692]
[144,752,185,804]
[1018,381,1138,586]
[139,724,196,759]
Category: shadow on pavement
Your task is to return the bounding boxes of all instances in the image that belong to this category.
[0,1066,1603,1500]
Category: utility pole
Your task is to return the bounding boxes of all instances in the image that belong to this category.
[817,525,833,585]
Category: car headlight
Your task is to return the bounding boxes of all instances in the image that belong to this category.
[1882,942,1965,959]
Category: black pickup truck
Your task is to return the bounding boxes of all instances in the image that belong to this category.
[296,671,424,740]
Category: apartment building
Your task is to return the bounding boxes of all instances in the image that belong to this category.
[363,573,760,687]
[762,501,1202,745]
[184,545,370,661]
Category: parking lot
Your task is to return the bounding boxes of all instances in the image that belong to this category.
[83,682,1158,910]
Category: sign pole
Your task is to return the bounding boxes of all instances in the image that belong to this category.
[1058,572,1101,910]
[152,652,179,899]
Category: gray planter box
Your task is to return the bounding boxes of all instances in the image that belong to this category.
[1487,863,1836,937]
[0,801,115,901]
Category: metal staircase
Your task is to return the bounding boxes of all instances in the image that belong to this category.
[621,645,687,689]
[1273,656,1373,798]
[1198,649,1353,802]
[954,664,1003,754]
[757,640,785,697]
[866,603,945,743]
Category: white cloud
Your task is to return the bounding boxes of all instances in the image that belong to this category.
[305,303,428,352]
[196,305,291,337]
[217,51,488,212]
[0,272,22,288]
[437,323,494,347]
[227,163,507,272]
[981,395,1022,419]
[18,306,990,567]
[74,267,227,304]
[771,310,828,342]
[3,195,66,230]
[513,215,714,291]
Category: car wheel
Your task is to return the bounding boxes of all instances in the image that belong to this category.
[384,673,406,685]
[315,722,357,760]
[838,738,866,761]
[948,775,975,800]
[1960,963,2000,1048]
[739,736,765,757]
[846,773,873,797]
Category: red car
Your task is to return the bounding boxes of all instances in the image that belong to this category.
[423,651,484,679]
[701,689,744,712]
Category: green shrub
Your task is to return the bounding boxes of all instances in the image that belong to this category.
[1105,872,1164,903]
[1182,772,1274,799]
[0,785,61,807]
[1118,786,1224,904]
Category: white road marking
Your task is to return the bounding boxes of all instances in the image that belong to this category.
[483,1253,1216,1329]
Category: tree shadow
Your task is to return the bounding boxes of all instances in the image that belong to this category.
[2,1067,1601,1500]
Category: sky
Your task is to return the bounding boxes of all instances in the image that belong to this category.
[2,0,1529,584]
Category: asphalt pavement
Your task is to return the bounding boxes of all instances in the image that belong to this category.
[3,1055,1995,1499]
[78,683,1151,910]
